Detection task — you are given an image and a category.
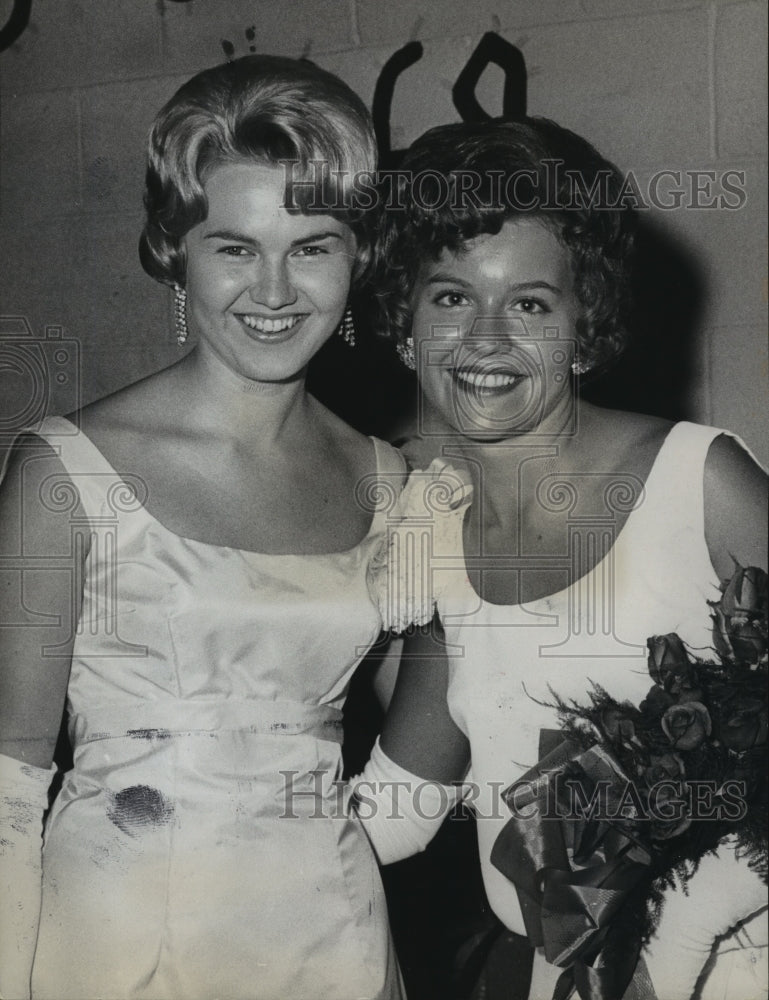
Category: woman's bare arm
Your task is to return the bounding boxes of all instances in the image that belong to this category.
[0,435,88,996]
[704,434,768,580]
[351,620,470,864]
[641,434,769,998]
[0,437,86,766]
[379,619,469,784]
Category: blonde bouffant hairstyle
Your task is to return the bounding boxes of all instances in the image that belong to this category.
[139,55,377,289]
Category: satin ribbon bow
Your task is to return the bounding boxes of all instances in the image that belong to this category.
[490,735,658,1000]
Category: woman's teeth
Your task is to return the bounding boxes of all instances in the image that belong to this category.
[241,315,299,333]
[453,369,519,389]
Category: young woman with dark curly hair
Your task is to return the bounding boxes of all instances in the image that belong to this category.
[357,118,768,1000]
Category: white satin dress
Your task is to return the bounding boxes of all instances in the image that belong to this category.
[29,416,405,1000]
[431,422,767,999]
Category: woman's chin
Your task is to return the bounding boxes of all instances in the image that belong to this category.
[440,414,548,442]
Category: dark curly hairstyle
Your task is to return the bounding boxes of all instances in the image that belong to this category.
[372,118,638,373]
[139,55,377,289]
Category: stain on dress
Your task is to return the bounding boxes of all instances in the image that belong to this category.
[127,728,172,740]
[107,785,174,836]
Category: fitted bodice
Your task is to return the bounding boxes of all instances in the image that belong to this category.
[28,416,406,1000]
[434,423,733,933]
[36,416,395,730]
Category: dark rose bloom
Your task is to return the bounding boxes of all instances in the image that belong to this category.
[673,677,705,705]
[601,704,637,744]
[640,684,675,721]
[647,634,693,691]
[648,781,692,840]
[711,565,768,664]
[661,702,712,750]
[714,690,769,751]
[643,753,686,786]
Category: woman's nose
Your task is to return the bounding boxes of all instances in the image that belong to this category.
[248,259,297,309]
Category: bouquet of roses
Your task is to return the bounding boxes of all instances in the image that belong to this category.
[557,563,767,871]
[490,564,768,1000]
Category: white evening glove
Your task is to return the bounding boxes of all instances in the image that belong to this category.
[350,737,465,865]
[643,840,768,1000]
[0,754,55,1000]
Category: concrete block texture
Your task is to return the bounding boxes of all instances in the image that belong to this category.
[79,75,189,214]
[329,9,712,167]
[521,9,711,167]
[0,212,172,407]
[158,0,354,77]
[679,161,766,330]
[356,0,704,48]
[0,89,80,221]
[715,1,769,158]
[323,37,486,149]
[357,0,584,47]
[708,323,769,466]
[626,161,767,330]
[0,0,164,94]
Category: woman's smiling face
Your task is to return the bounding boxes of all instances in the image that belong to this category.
[409,217,583,440]
[182,161,357,383]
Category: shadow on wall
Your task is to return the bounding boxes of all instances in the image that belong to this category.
[582,215,706,421]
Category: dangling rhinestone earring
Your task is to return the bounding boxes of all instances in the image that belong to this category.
[339,307,355,347]
[173,283,189,346]
[396,337,416,371]
[571,355,589,375]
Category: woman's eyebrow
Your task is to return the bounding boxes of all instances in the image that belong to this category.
[424,272,473,286]
[289,231,344,247]
[203,228,255,242]
[424,275,562,294]
[202,229,344,246]
[507,280,563,294]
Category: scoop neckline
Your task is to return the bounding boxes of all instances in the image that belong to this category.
[44,416,385,559]
[457,421,683,611]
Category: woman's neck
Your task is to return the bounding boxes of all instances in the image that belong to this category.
[414,393,601,527]
[176,345,315,449]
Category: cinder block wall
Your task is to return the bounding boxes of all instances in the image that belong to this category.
[1,0,766,461]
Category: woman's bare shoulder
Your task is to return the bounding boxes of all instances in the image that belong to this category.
[582,402,671,438]
[74,363,185,439]
[579,403,673,465]
[60,363,197,484]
